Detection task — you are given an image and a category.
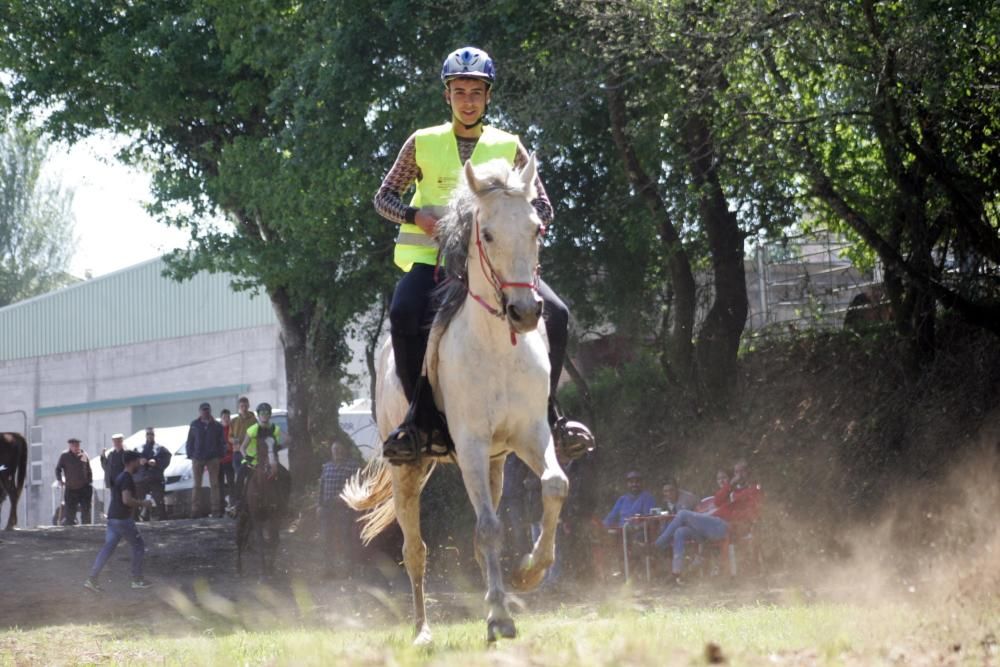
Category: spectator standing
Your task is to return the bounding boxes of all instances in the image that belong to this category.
[100,434,127,490]
[318,440,361,576]
[218,409,236,511]
[602,471,656,530]
[186,402,226,518]
[228,397,257,481]
[84,451,154,592]
[134,428,171,521]
[55,438,93,525]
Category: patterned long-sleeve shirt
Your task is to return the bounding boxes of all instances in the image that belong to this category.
[319,460,360,509]
[373,132,554,226]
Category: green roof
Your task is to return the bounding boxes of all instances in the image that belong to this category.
[0,257,277,361]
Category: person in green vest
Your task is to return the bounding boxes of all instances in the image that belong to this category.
[231,402,288,514]
[373,46,595,465]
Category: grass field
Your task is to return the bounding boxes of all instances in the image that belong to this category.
[2,596,994,666]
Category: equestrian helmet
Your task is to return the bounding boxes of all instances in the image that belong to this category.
[441,46,495,86]
[256,402,272,416]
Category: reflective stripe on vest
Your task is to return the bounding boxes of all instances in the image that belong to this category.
[393,123,519,272]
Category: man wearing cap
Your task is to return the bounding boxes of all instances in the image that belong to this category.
[100,434,128,492]
[602,471,656,530]
[186,402,226,518]
[55,438,93,525]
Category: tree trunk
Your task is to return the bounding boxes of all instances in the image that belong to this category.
[270,288,353,495]
[682,112,748,402]
[605,76,697,385]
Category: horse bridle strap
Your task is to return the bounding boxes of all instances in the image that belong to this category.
[469,213,540,346]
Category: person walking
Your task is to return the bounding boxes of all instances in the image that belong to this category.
[372,45,594,464]
[84,451,154,592]
[186,402,226,518]
[134,427,172,521]
[55,438,93,525]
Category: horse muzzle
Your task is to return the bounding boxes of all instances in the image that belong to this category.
[505,295,543,334]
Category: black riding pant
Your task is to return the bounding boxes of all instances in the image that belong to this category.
[388,263,569,401]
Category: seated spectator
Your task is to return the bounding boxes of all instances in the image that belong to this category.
[696,469,731,513]
[661,478,697,515]
[602,471,656,530]
[652,459,763,584]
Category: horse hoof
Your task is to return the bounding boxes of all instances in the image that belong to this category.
[511,554,547,592]
[486,618,516,643]
[413,625,433,647]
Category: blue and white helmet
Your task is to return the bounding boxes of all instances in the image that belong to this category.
[441,46,495,86]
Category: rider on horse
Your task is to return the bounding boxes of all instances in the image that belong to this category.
[373,46,595,465]
[232,402,288,513]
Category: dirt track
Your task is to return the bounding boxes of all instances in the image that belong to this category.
[0,518,422,632]
[0,518,795,634]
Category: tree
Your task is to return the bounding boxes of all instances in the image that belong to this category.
[0,124,76,307]
[0,1,405,480]
[737,0,1000,364]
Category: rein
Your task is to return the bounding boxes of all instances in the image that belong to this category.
[468,213,541,346]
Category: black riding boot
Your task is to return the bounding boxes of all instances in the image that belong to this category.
[384,332,446,464]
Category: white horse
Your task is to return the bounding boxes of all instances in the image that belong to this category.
[344,156,568,645]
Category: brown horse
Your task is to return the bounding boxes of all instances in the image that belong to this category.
[0,432,29,531]
[236,463,290,577]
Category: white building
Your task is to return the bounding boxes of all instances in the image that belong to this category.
[0,257,370,527]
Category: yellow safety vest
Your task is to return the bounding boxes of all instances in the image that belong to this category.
[245,422,281,465]
[393,123,519,272]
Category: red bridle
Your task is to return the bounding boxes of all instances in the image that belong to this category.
[468,213,544,346]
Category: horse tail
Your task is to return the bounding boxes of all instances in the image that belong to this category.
[342,456,437,545]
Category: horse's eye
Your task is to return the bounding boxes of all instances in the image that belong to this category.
[483,230,494,243]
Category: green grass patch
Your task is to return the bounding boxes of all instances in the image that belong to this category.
[4,600,989,666]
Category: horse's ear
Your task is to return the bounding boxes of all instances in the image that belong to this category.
[521,152,538,201]
[464,160,486,195]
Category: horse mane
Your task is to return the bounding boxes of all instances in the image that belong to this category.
[433,159,533,328]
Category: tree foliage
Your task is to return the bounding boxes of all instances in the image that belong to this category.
[0,124,76,307]
[2,0,997,464]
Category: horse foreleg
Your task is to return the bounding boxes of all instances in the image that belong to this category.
[513,427,568,592]
[0,480,16,531]
[255,519,266,579]
[236,513,250,575]
[456,440,515,643]
[392,461,433,646]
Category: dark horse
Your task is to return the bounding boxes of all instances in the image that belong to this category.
[0,432,29,531]
[236,462,290,577]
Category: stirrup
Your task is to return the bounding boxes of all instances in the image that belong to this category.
[553,417,596,460]
[383,421,422,465]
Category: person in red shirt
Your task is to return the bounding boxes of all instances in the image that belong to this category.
[652,459,763,583]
